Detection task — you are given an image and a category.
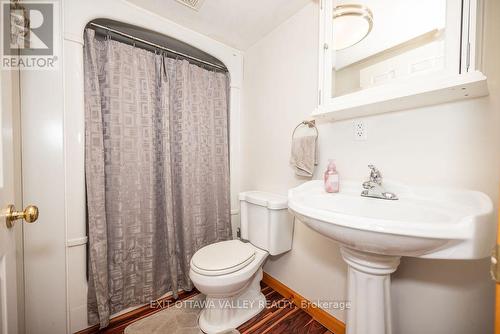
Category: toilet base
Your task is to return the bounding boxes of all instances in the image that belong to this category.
[198,268,266,334]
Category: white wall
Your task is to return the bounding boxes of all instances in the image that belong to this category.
[241,2,500,333]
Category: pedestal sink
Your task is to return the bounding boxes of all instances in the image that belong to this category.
[288,180,494,334]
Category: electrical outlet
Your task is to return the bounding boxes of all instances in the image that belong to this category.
[353,120,367,140]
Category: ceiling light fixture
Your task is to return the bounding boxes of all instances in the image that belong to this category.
[333,4,373,50]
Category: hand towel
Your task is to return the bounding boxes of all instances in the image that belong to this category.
[290,135,318,178]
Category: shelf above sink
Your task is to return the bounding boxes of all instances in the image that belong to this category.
[313,72,488,122]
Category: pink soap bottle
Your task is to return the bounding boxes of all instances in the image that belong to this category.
[324,160,340,193]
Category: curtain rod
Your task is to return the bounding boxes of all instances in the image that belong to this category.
[88,22,227,71]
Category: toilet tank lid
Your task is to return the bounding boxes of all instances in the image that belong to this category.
[239,191,288,210]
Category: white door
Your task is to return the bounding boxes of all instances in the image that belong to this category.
[0,69,37,334]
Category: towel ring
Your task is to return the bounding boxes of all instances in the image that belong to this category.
[292,120,318,140]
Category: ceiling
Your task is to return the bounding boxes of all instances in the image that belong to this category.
[126,0,312,50]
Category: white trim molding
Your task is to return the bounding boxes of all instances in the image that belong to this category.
[66,237,88,248]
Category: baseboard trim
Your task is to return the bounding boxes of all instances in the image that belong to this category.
[262,272,346,334]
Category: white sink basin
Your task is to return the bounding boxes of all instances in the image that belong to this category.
[288,180,494,334]
[288,180,494,259]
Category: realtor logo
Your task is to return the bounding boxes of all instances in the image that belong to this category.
[1,1,59,69]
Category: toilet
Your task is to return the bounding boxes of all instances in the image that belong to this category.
[189,191,294,333]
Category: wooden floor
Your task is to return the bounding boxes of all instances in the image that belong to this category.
[82,283,333,334]
[237,284,333,334]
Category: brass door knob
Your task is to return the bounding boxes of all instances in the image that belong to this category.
[5,204,39,228]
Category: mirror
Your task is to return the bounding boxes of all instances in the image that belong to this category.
[330,0,462,98]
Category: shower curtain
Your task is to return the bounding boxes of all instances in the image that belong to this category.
[83,29,232,328]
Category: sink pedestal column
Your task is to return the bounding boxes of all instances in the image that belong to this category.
[340,247,401,334]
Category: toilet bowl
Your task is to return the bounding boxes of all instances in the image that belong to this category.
[189,191,294,334]
[189,240,268,333]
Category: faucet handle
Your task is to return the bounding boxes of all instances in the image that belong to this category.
[367,164,382,185]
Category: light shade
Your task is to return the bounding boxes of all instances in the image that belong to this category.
[333,4,373,50]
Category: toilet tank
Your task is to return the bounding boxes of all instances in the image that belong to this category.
[239,191,293,256]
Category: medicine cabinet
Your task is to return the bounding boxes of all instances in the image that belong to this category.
[315,0,488,120]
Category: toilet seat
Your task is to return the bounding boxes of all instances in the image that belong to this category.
[191,240,256,276]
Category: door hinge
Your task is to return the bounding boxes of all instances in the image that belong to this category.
[491,244,500,282]
[318,90,322,105]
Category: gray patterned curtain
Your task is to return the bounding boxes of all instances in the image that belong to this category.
[83,29,231,328]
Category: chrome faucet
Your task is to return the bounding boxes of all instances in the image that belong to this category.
[361,165,398,200]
